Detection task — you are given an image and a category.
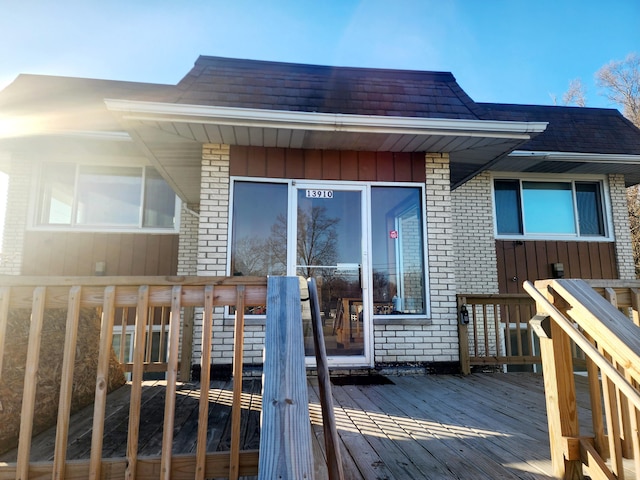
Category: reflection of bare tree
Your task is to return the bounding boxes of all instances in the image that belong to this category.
[297,206,339,278]
[232,237,269,276]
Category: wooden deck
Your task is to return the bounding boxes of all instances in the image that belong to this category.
[1,372,592,480]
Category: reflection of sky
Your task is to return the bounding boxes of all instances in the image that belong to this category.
[233,182,288,239]
[522,182,575,234]
[297,189,361,265]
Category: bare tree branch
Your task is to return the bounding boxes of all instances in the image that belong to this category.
[562,78,587,107]
[596,52,640,127]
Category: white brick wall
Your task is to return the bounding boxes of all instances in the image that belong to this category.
[609,174,636,280]
[451,172,499,294]
[177,205,199,276]
[0,155,32,275]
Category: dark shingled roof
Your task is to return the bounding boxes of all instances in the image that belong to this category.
[479,103,640,155]
[173,56,487,120]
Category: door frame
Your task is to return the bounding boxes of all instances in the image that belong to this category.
[290,180,374,368]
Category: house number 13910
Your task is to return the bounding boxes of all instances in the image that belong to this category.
[305,189,334,198]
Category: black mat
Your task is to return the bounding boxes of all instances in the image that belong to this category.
[330,375,395,386]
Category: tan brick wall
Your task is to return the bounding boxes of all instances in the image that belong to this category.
[609,174,636,280]
[0,155,32,275]
[451,172,499,294]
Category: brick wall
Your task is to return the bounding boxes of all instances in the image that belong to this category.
[177,205,199,276]
[609,174,636,280]
[451,172,499,294]
[0,155,32,275]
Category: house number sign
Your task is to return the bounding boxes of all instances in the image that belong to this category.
[305,189,334,199]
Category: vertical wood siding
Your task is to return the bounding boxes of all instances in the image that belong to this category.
[496,240,618,293]
[230,146,426,182]
[21,232,179,276]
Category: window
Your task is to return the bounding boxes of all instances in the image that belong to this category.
[36,163,177,230]
[371,186,426,315]
[494,178,606,237]
[230,181,288,277]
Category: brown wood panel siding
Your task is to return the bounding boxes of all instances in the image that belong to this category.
[496,240,618,293]
[22,232,179,276]
[230,146,426,182]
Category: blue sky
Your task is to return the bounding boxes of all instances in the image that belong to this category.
[0,0,638,109]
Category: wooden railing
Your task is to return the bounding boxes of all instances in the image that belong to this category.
[0,275,343,480]
[457,293,538,374]
[524,279,640,480]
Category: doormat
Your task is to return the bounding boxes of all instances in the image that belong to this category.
[330,375,395,386]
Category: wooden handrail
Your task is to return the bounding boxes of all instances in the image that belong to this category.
[308,277,345,480]
[524,279,640,480]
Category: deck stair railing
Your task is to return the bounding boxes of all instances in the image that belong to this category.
[0,275,343,480]
[524,278,640,480]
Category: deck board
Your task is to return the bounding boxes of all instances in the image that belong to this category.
[1,373,601,479]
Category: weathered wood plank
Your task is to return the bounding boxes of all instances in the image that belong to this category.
[53,286,82,480]
[229,286,246,480]
[195,287,214,480]
[126,286,150,480]
[16,286,47,480]
[160,286,182,479]
[259,277,314,480]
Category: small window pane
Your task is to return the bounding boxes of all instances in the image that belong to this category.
[371,187,425,315]
[576,182,604,235]
[494,180,523,234]
[231,181,288,277]
[522,182,576,234]
[143,167,176,228]
[76,166,142,225]
[38,163,75,224]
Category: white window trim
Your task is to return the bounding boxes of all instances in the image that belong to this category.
[28,162,181,233]
[491,172,614,242]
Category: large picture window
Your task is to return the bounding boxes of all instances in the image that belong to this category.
[494,178,606,238]
[36,163,177,230]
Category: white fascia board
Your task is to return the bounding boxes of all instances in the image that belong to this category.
[105,99,548,140]
[510,150,640,164]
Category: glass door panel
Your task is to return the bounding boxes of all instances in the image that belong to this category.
[295,186,367,360]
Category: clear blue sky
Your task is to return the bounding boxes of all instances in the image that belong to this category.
[0,0,638,109]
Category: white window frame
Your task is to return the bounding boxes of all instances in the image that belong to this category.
[29,161,180,233]
[491,173,613,241]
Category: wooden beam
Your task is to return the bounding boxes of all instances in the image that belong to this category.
[259,277,314,480]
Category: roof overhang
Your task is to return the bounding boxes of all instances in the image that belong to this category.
[492,150,640,187]
[105,99,548,204]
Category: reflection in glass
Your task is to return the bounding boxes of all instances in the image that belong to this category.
[38,163,75,224]
[371,187,425,315]
[143,167,176,228]
[297,189,364,356]
[523,182,576,234]
[76,166,142,225]
[230,181,288,277]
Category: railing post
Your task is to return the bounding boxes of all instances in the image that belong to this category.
[457,296,471,375]
[531,305,583,479]
[259,276,314,480]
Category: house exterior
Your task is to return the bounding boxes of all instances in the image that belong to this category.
[1,56,639,373]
